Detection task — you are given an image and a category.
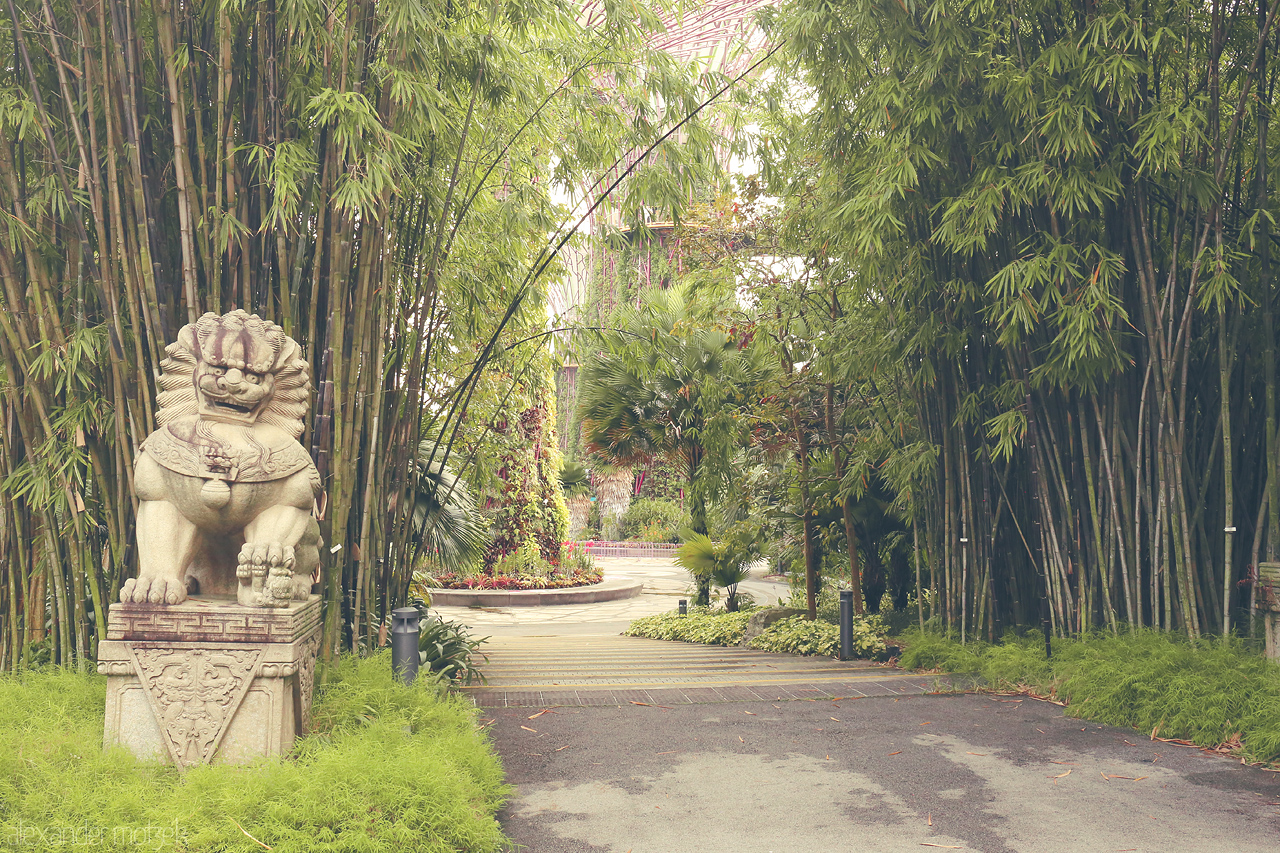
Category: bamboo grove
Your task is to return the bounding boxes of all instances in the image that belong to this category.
[774,0,1280,638]
[0,0,729,669]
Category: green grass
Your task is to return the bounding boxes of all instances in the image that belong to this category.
[899,628,1280,764]
[0,653,509,852]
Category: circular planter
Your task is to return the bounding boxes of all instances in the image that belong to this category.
[427,578,643,607]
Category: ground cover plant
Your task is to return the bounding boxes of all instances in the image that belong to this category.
[626,607,890,659]
[748,615,887,659]
[626,607,756,646]
[0,654,509,852]
[899,629,1280,765]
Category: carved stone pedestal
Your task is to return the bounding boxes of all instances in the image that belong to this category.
[99,595,321,768]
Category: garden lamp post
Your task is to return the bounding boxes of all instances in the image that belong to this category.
[838,590,854,661]
[391,607,422,685]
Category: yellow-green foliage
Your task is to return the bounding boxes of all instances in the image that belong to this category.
[625,608,753,646]
[748,616,888,659]
[626,609,890,659]
[0,653,509,852]
[898,629,1280,764]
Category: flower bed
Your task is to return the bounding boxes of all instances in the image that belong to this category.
[431,566,602,590]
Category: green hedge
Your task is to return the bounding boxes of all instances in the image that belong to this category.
[0,653,509,852]
[899,628,1280,764]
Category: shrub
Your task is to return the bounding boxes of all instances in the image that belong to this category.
[748,615,889,659]
[417,615,489,685]
[625,607,754,645]
[0,655,509,852]
[896,628,1280,764]
[617,498,689,543]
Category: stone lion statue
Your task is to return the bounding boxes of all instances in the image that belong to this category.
[119,310,322,608]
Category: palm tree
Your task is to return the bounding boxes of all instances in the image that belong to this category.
[578,286,745,603]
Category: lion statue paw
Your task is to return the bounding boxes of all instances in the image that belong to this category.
[237,543,298,608]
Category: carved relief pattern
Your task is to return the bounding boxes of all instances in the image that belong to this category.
[143,422,312,483]
[298,635,321,731]
[129,647,263,769]
[97,660,134,676]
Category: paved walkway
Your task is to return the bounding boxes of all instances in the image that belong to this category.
[437,557,1280,852]
[463,635,939,708]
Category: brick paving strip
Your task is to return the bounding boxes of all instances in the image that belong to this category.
[461,634,945,708]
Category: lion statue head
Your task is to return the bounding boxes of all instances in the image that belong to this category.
[155,310,311,439]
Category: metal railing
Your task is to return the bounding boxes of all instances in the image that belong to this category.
[572,541,680,559]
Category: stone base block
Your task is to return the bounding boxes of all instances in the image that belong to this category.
[99,595,321,768]
[1265,612,1280,661]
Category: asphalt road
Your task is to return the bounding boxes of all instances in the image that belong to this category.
[486,691,1280,853]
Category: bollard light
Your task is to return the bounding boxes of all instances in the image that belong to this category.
[678,599,688,616]
[838,590,854,661]
[391,606,422,685]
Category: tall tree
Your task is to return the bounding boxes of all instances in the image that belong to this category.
[0,0,733,667]
[769,0,1280,636]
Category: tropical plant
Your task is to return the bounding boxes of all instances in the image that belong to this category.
[674,530,762,612]
[625,607,755,645]
[416,615,489,686]
[618,498,689,542]
[747,615,888,659]
[558,460,592,498]
[578,285,749,601]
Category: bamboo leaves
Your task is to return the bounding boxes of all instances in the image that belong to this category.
[773,0,1280,636]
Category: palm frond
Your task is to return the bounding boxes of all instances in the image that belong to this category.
[410,439,491,573]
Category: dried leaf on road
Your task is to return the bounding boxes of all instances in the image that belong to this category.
[520,725,537,733]
[888,751,902,756]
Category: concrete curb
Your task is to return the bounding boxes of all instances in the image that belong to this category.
[427,578,644,607]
